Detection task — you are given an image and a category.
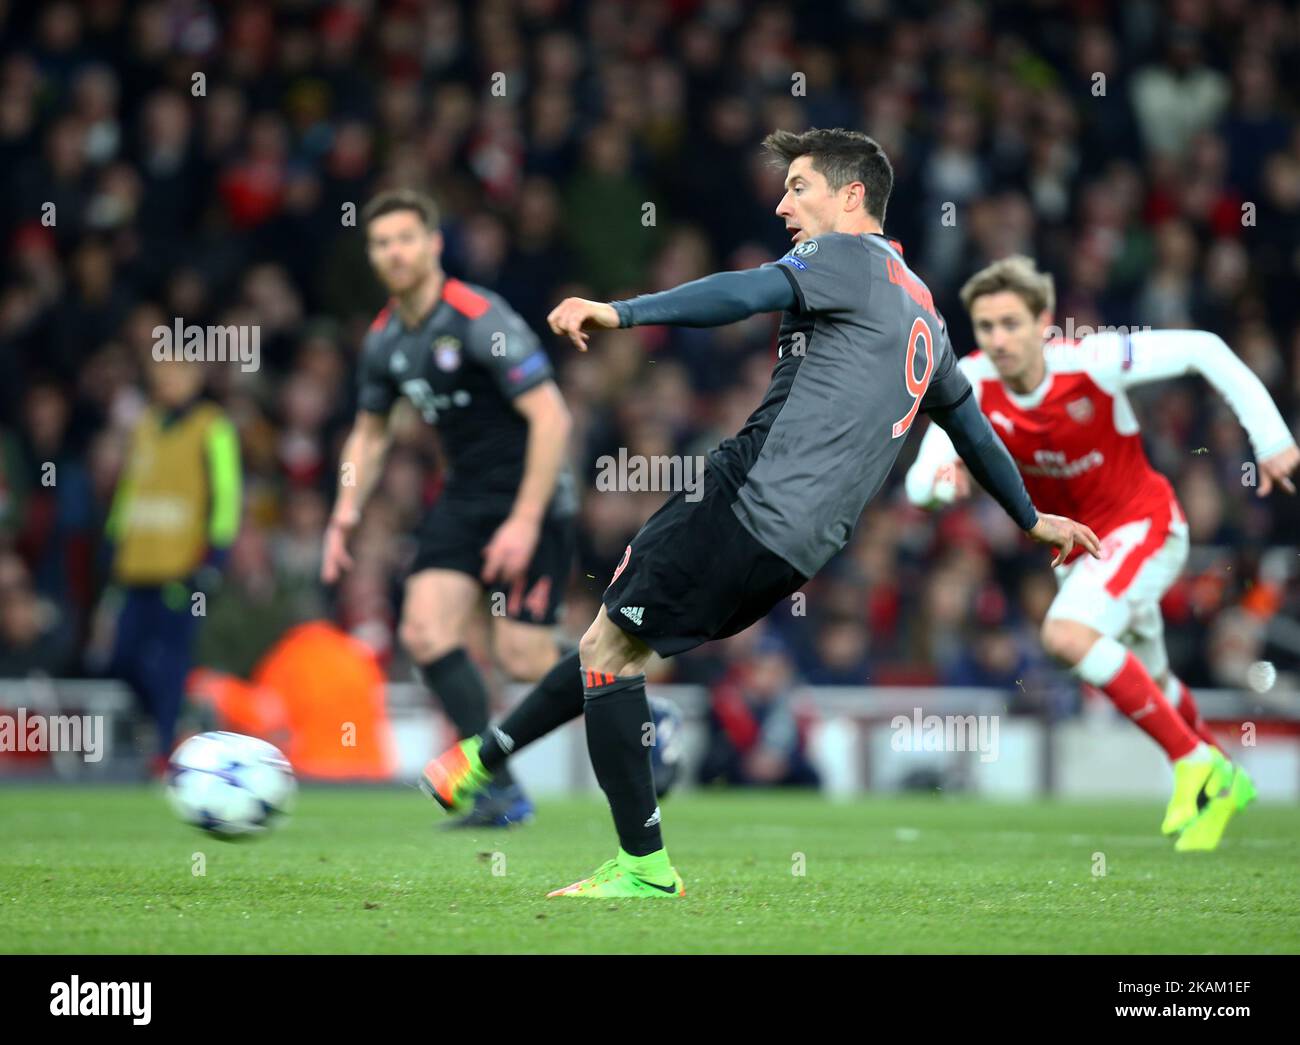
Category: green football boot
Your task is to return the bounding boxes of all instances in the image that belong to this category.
[1176,764,1257,853]
[547,850,685,899]
[1161,748,1232,836]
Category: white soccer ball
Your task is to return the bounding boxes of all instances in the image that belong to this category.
[1246,660,1277,694]
[166,731,296,838]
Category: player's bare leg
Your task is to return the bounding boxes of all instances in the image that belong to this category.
[420,628,586,815]
[1154,672,1224,753]
[1120,605,1226,754]
[1040,616,1239,842]
[547,611,683,898]
[401,568,477,654]
[421,615,563,825]
[577,607,652,677]
[1041,616,1207,766]
[1133,637,1257,848]
[491,616,563,683]
[405,568,530,824]
[402,569,488,735]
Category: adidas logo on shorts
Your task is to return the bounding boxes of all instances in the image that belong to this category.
[620,605,645,626]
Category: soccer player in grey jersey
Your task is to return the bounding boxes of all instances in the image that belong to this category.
[421,129,1100,896]
[325,190,577,828]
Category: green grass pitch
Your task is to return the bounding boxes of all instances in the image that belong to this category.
[2,786,1298,954]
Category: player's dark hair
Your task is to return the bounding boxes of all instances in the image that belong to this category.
[361,189,440,231]
[762,128,894,225]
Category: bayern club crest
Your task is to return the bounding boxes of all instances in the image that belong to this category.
[1066,396,1094,424]
[433,335,462,372]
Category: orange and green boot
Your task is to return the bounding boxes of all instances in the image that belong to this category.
[419,736,493,814]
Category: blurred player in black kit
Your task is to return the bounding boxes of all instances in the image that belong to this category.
[323,190,577,828]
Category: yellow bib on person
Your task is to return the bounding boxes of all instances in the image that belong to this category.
[112,403,231,585]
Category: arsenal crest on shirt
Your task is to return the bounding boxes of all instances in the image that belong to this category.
[433,335,462,372]
[1066,396,1094,423]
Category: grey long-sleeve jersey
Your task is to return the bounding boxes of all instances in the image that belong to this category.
[611,233,1037,576]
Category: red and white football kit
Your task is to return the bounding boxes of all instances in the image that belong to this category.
[906,329,1295,687]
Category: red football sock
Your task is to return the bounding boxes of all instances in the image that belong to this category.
[1101,653,1200,760]
[1170,677,1223,753]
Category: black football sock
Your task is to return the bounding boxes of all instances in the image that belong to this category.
[583,669,665,859]
[479,649,584,773]
[419,648,515,788]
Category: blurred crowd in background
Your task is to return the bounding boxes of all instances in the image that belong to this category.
[2,0,1300,740]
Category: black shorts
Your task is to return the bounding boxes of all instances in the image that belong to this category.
[409,493,575,626]
[601,466,808,658]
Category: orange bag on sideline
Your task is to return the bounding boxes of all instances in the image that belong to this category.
[190,622,396,780]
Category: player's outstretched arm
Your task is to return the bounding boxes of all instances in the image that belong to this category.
[1097,329,1299,496]
[322,410,390,583]
[548,267,797,350]
[929,391,1100,566]
[1256,442,1300,496]
[1174,331,1299,496]
[481,382,572,586]
[1024,513,1102,568]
